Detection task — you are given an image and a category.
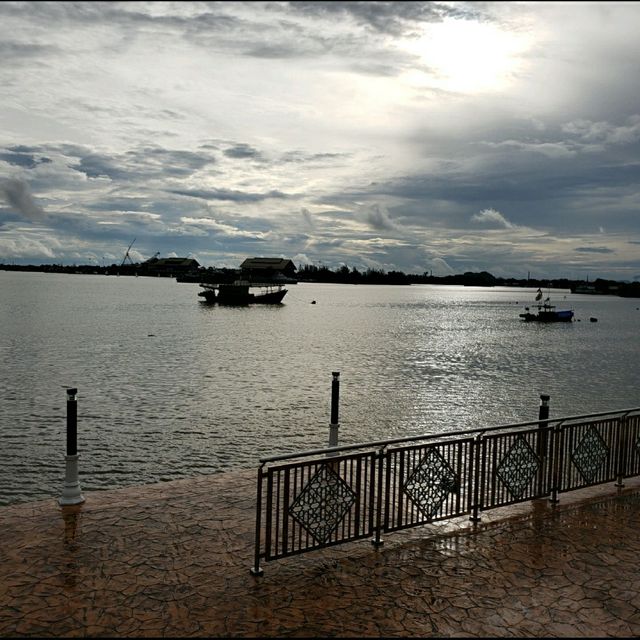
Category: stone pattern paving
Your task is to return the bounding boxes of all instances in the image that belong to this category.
[1,470,640,637]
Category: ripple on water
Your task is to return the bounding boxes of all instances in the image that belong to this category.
[1,274,639,504]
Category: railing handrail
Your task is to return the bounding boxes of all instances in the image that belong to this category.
[258,406,640,464]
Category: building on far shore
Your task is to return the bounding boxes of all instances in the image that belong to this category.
[142,257,200,277]
[239,257,297,282]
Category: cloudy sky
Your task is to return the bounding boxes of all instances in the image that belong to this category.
[1,1,640,279]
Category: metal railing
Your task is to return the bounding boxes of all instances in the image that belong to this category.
[250,407,640,575]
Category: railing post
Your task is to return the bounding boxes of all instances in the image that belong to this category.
[470,433,483,522]
[537,394,550,495]
[327,371,340,453]
[549,421,564,504]
[615,414,629,488]
[250,464,265,576]
[371,447,385,547]
[58,388,85,506]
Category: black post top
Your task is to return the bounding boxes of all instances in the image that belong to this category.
[66,388,78,397]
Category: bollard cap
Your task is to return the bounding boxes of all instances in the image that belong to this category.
[332,371,340,378]
[66,388,78,397]
[540,394,550,403]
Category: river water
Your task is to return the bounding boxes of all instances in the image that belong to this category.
[1,270,638,505]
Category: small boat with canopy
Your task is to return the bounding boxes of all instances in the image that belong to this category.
[519,288,574,323]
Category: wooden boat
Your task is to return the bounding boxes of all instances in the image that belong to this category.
[198,280,287,305]
[519,288,574,322]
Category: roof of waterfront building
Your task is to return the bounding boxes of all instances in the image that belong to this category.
[240,257,296,272]
[143,257,200,267]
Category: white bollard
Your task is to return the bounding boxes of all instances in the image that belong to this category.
[58,388,85,506]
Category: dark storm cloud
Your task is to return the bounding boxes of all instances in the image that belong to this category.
[223,144,262,159]
[365,205,397,231]
[279,150,351,165]
[169,188,288,203]
[316,105,640,238]
[233,23,417,67]
[0,152,51,169]
[71,154,130,181]
[0,0,421,78]
[133,147,215,173]
[0,41,57,60]
[388,161,637,205]
[346,60,405,76]
[243,42,316,59]
[0,178,45,220]
[284,1,482,36]
[0,1,241,32]
[1,0,420,74]
[86,197,149,213]
[8,145,42,153]
[575,247,615,254]
[0,0,304,65]
[69,146,216,182]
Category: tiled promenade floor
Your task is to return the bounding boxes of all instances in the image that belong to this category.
[1,470,640,638]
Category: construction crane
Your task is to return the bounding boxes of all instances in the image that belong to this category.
[120,239,136,267]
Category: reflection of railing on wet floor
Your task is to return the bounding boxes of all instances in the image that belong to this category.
[250,402,640,575]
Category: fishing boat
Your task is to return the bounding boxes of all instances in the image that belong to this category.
[519,288,574,323]
[198,280,287,305]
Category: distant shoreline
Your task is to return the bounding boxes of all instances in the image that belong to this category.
[2,262,639,297]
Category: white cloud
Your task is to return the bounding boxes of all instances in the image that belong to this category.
[428,257,455,276]
[0,235,56,259]
[180,216,269,239]
[292,253,310,265]
[471,208,515,229]
[562,116,640,146]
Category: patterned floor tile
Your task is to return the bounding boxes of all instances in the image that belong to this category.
[1,471,640,637]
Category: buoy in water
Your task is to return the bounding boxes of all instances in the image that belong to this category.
[311,300,316,304]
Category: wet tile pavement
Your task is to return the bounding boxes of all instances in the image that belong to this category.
[1,470,640,637]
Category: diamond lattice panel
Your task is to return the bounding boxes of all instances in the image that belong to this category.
[496,436,540,499]
[571,426,609,483]
[403,448,458,520]
[289,464,357,544]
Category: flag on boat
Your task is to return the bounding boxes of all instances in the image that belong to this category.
[535,288,543,301]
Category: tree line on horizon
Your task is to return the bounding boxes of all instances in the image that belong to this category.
[294,263,640,296]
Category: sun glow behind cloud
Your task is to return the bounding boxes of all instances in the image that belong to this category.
[401,18,532,94]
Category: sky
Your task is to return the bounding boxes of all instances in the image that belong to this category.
[1,1,640,280]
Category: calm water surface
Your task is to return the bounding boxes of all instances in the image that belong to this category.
[1,271,638,505]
